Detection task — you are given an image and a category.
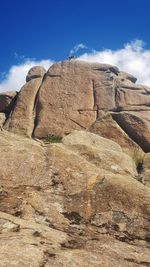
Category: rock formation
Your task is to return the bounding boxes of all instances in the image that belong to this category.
[0,60,150,266]
[2,60,150,152]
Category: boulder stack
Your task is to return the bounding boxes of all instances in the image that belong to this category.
[3,60,150,153]
[0,60,150,266]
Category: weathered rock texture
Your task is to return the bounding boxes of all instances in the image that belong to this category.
[3,60,150,154]
[0,113,6,128]
[140,153,150,187]
[0,130,150,266]
[5,78,43,137]
[112,111,150,152]
[89,113,144,160]
[0,60,150,266]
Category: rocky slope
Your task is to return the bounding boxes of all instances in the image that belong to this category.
[0,60,150,266]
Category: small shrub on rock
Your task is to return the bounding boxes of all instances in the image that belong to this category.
[44,134,62,144]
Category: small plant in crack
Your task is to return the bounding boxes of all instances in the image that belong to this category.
[44,134,62,144]
[132,150,144,174]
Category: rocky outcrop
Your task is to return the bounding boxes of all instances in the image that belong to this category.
[3,60,150,154]
[1,60,150,266]
[0,130,150,266]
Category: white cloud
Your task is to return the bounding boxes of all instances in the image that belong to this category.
[70,43,87,55]
[1,39,150,93]
[78,39,150,86]
[0,59,53,92]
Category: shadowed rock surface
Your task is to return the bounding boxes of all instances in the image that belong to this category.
[0,60,150,266]
[0,91,17,114]
[89,113,144,160]
[26,66,46,82]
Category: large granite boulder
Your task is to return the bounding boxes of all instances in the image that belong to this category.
[6,61,119,138]
[26,66,46,82]
[4,60,150,154]
[4,78,43,137]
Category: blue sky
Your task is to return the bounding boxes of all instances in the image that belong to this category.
[1,0,150,91]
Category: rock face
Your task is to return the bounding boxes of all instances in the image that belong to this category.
[112,111,150,152]
[0,130,150,266]
[4,60,150,154]
[89,113,144,161]
[0,60,150,266]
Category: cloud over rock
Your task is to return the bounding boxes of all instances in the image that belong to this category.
[0,59,53,92]
[1,39,150,93]
[79,39,150,86]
